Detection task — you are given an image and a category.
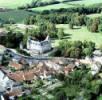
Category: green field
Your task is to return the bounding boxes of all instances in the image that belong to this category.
[54,24,102,47]
[0,0,34,9]
[0,0,66,9]
[0,10,35,23]
[68,0,102,6]
[0,0,102,9]
[87,13,102,18]
[31,0,102,11]
[31,3,75,11]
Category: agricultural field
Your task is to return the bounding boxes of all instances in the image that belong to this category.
[87,13,102,18]
[54,24,102,47]
[31,3,75,11]
[0,0,102,9]
[67,0,102,6]
[0,0,33,9]
[0,0,102,46]
[31,0,102,11]
[0,0,66,9]
[0,10,35,23]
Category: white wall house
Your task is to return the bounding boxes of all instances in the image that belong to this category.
[0,45,6,64]
[0,70,14,93]
[27,36,52,53]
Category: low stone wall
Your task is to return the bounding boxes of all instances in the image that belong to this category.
[6,48,75,64]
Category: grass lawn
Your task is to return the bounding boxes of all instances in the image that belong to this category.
[31,3,75,11]
[87,13,102,18]
[98,96,102,100]
[0,10,35,23]
[0,0,102,9]
[54,24,102,47]
[67,0,102,6]
[0,0,68,9]
[0,0,34,9]
[31,0,102,11]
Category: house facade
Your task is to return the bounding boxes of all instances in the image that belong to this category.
[0,45,6,64]
[27,36,52,53]
[0,70,14,93]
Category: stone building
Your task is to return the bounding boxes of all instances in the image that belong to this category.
[27,36,52,53]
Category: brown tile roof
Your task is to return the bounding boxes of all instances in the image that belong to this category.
[9,62,23,70]
[8,70,37,82]
[7,61,65,81]
[64,64,75,75]
[8,63,57,82]
[6,89,22,97]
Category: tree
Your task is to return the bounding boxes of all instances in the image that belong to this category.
[69,47,81,58]
[83,41,95,51]
[83,47,93,57]
[73,41,82,49]
[57,73,65,81]
[57,28,64,39]
[98,24,102,32]
[89,18,99,32]
[24,17,30,25]
[86,18,93,31]
[23,28,30,48]
[54,40,96,58]
[8,18,15,24]
[99,44,102,52]
[69,22,74,29]
[47,23,58,38]
[88,41,95,51]
[55,91,67,100]
[90,23,98,32]
[29,16,35,24]
[39,22,47,32]
[4,29,23,48]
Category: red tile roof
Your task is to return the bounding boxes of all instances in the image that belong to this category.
[6,89,22,97]
[9,62,23,70]
[8,70,37,82]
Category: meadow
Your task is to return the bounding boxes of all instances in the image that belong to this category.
[54,24,102,47]
[31,3,75,11]
[0,0,102,10]
[0,0,102,48]
[0,0,33,9]
[0,0,102,22]
[0,0,66,9]
[0,10,35,23]
[31,0,102,11]
[67,0,102,6]
[87,13,102,18]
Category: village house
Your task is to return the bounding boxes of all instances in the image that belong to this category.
[90,62,101,75]
[2,86,31,100]
[4,89,23,100]
[7,61,61,82]
[8,71,38,82]
[45,61,61,71]
[0,45,6,64]
[9,61,23,70]
[0,29,7,59]
[0,70,14,93]
[36,62,55,80]
[93,50,102,65]
[27,36,52,53]
[93,50,102,57]
[64,64,75,75]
